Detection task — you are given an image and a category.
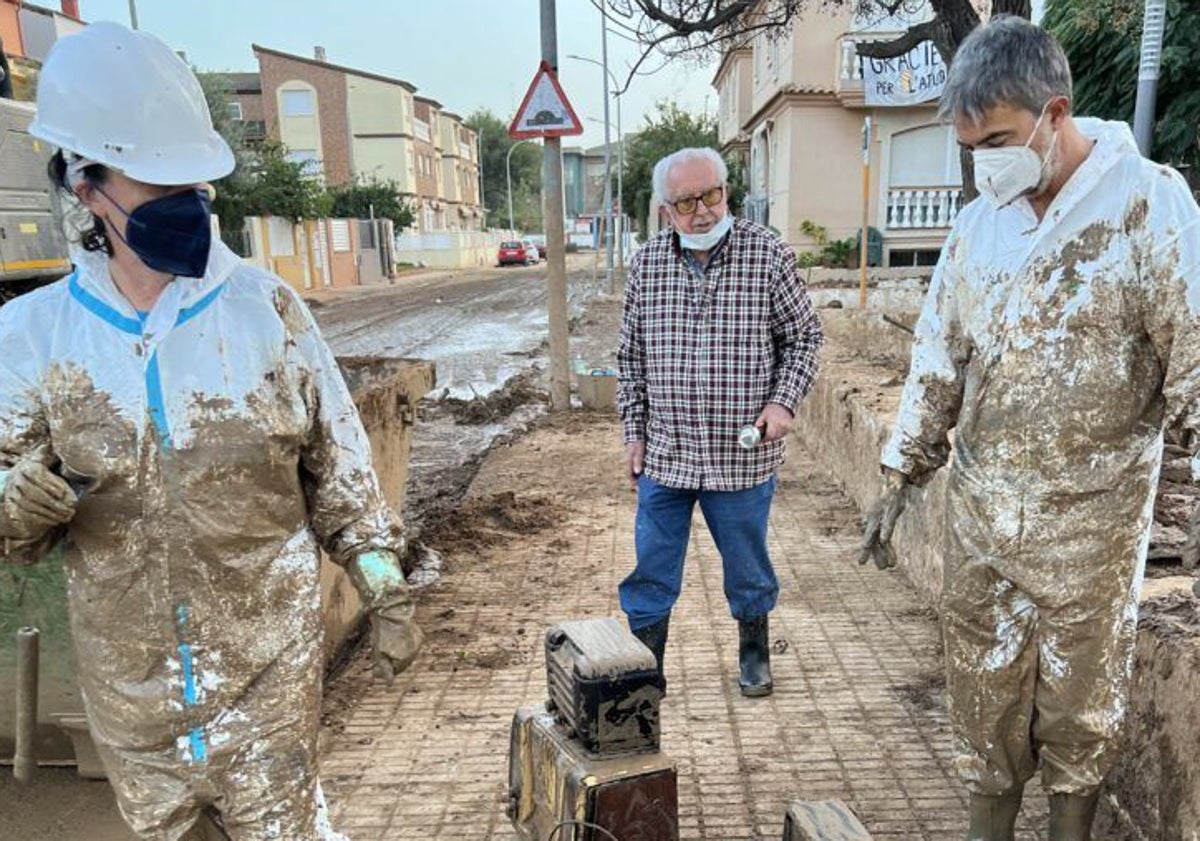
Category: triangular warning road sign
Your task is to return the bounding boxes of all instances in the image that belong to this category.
[509,60,584,139]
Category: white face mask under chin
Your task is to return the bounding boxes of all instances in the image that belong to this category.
[973,110,1057,209]
[676,213,733,251]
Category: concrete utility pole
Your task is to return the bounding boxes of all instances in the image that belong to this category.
[541,0,570,411]
[1133,0,1167,156]
[600,19,615,295]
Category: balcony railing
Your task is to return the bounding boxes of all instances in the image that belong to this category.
[838,34,898,84]
[886,187,963,229]
[414,119,432,142]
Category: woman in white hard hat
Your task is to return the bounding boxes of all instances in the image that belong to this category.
[0,21,421,841]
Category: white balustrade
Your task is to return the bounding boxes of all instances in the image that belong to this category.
[886,188,963,229]
[838,35,897,82]
[839,39,863,82]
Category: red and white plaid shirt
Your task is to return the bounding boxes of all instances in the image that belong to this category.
[618,217,823,491]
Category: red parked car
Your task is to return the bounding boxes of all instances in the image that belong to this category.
[498,240,535,266]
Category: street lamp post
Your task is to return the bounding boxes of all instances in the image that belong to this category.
[506,138,534,233]
[600,22,614,293]
[1133,0,1168,156]
[615,95,624,276]
[566,48,626,281]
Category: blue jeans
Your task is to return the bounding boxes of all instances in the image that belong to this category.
[620,474,779,630]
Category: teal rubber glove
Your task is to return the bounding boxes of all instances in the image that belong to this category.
[349,549,424,684]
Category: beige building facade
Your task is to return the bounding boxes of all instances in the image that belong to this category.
[250,45,481,235]
[717,3,963,266]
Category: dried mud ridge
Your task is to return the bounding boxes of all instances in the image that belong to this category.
[437,370,548,426]
[420,490,567,558]
[401,372,551,559]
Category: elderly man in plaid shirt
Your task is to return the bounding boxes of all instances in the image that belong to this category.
[617,147,823,697]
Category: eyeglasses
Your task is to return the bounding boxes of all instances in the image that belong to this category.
[668,185,725,215]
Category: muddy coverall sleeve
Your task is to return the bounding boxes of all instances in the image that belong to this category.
[286,288,405,566]
[1141,169,1200,478]
[617,251,647,444]
[768,241,824,412]
[881,230,970,485]
[0,303,57,565]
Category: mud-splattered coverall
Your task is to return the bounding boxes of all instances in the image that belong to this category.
[0,241,402,839]
[882,119,1200,795]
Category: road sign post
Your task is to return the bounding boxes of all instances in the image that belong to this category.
[513,10,583,412]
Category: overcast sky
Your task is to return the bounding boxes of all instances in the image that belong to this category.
[75,0,718,149]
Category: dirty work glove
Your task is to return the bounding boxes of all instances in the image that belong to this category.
[0,445,76,541]
[858,467,910,571]
[349,549,425,684]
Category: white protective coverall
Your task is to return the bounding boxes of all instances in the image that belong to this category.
[0,240,402,840]
[882,119,1200,796]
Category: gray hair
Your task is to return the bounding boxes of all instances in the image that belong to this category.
[938,16,1073,123]
[652,147,727,202]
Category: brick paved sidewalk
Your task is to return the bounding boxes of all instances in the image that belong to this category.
[320,415,1048,840]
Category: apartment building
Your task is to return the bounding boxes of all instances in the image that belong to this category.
[249,44,482,234]
[717,3,963,266]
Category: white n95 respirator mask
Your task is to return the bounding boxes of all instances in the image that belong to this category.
[972,104,1058,209]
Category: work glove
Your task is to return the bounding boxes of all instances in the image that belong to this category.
[858,467,910,571]
[349,549,425,684]
[0,445,76,541]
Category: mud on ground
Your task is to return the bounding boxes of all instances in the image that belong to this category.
[323,314,617,728]
[437,371,548,426]
[320,410,621,746]
[420,489,566,562]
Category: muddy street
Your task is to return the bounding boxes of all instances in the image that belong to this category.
[312,254,603,398]
[311,254,613,550]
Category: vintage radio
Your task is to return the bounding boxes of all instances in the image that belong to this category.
[507,703,678,841]
[781,800,873,841]
[544,617,662,756]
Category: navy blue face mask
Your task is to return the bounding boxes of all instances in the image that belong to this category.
[99,186,213,278]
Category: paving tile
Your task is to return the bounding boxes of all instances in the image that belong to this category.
[320,423,1049,839]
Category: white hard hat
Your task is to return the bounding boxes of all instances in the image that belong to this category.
[29,21,234,185]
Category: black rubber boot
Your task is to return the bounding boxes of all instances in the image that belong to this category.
[632,616,670,695]
[737,614,773,697]
[966,791,1021,841]
[1048,791,1099,841]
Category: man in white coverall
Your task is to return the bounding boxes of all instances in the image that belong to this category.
[0,23,422,840]
[859,17,1200,841]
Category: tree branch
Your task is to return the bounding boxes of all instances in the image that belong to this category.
[614,30,679,95]
[855,19,941,59]
[610,12,789,93]
[631,0,757,34]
